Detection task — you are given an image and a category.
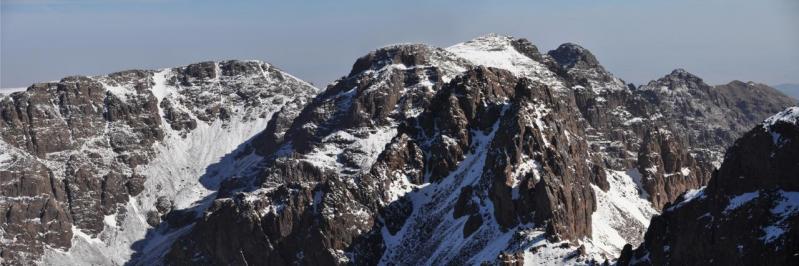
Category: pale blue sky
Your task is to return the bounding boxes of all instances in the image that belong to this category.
[2,0,797,88]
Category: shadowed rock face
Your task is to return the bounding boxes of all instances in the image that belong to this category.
[636,129,712,209]
[548,43,601,71]
[481,77,602,240]
[620,107,799,266]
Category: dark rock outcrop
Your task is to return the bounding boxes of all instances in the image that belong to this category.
[636,128,712,209]
[483,77,601,240]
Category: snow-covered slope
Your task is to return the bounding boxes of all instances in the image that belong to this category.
[446,34,565,90]
[589,170,657,257]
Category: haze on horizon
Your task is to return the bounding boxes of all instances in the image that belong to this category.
[1,0,798,89]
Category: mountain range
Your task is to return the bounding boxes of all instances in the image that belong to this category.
[1,34,796,265]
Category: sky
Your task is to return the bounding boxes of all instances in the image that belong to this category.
[1,0,798,89]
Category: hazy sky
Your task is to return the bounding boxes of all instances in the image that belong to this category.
[2,0,798,89]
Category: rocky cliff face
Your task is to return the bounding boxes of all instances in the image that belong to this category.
[0,60,317,265]
[620,106,799,265]
[1,34,794,265]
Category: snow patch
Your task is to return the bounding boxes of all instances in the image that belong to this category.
[590,170,658,258]
[511,156,541,200]
[763,107,799,146]
[761,190,799,243]
[680,167,691,176]
[763,106,799,132]
[762,226,785,244]
[446,34,565,91]
[303,126,397,175]
[666,186,706,212]
[102,82,136,103]
[723,191,760,214]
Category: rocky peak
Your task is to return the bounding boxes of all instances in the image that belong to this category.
[345,44,472,83]
[643,68,708,91]
[349,44,433,75]
[547,43,600,70]
[218,60,265,76]
[455,34,546,63]
[447,35,567,90]
[713,81,797,123]
[763,106,799,129]
[726,80,754,87]
[632,67,777,164]
[179,61,218,84]
[253,43,472,157]
[459,34,520,50]
[708,106,799,195]
[510,38,544,62]
[545,42,627,95]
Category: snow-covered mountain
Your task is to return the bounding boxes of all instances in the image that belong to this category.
[0,34,795,265]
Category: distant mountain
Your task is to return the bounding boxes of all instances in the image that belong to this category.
[775,83,799,101]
